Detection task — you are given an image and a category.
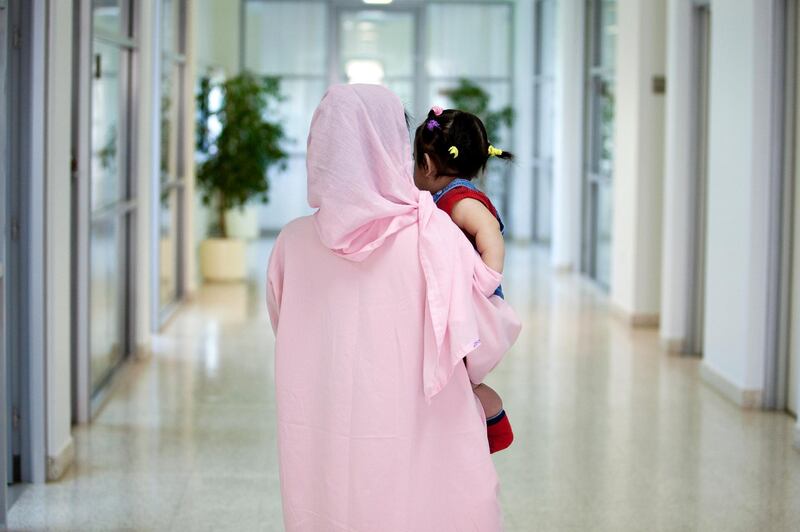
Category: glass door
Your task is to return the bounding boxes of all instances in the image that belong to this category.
[336,8,416,110]
[158,0,186,320]
[89,0,136,395]
[532,0,556,244]
[582,0,616,287]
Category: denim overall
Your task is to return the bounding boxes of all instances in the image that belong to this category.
[432,178,505,299]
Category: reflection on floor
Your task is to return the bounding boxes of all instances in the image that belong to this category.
[8,242,800,531]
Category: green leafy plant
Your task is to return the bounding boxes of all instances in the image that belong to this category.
[442,78,514,147]
[196,72,289,238]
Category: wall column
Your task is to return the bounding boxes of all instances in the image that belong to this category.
[551,0,584,270]
[609,0,667,325]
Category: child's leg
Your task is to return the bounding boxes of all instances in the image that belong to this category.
[473,383,514,454]
[473,383,503,418]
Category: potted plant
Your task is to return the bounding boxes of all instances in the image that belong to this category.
[196,72,289,281]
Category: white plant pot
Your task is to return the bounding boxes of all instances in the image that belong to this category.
[224,206,259,240]
[199,238,247,282]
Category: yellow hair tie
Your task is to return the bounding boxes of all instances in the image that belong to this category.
[448,146,459,159]
[488,145,503,157]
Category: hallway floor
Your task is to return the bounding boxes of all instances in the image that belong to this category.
[7,242,800,531]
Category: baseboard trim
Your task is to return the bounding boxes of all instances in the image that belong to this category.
[660,337,684,353]
[47,437,75,481]
[700,362,762,409]
[611,304,660,328]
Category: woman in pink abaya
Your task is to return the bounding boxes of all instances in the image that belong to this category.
[267,84,521,532]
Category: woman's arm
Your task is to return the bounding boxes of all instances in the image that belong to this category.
[449,198,505,273]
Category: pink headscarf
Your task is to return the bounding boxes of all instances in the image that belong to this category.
[307,84,500,399]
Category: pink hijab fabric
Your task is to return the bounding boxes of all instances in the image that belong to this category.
[308,84,491,399]
[268,84,521,531]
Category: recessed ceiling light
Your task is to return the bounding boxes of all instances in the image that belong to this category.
[362,0,393,5]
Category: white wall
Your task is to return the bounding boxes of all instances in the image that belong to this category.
[509,0,534,241]
[551,0,584,270]
[660,0,694,345]
[44,0,73,480]
[610,0,667,322]
[701,0,775,399]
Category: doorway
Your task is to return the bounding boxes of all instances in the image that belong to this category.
[684,2,711,356]
[581,0,616,287]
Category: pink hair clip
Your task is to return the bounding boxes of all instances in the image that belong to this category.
[431,105,444,116]
[426,119,440,131]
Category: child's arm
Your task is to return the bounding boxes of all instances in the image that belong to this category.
[450,198,505,273]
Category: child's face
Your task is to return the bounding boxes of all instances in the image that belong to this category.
[413,154,446,193]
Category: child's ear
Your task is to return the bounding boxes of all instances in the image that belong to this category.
[424,154,437,178]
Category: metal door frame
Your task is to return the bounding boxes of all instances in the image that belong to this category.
[683,1,711,355]
[0,0,8,523]
[763,0,797,411]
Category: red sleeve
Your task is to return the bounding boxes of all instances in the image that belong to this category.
[436,188,500,220]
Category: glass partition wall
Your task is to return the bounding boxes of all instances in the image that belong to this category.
[158,0,187,319]
[88,0,137,395]
[242,0,515,232]
[582,0,616,287]
[532,0,556,244]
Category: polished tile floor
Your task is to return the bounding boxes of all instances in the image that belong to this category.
[7,242,800,531]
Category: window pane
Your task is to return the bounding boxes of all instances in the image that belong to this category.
[255,156,314,230]
[426,79,512,145]
[270,79,327,153]
[160,62,180,184]
[534,79,555,159]
[596,181,613,286]
[534,165,553,242]
[598,77,614,176]
[540,0,557,76]
[426,4,511,78]
[600,0,617,70]
[244,2,328,76]
[91,41,124,211]
[93,0,126,35]
[340,11,414,80]
[90,215,122,391]
[159,188,179,308]
[161,0,180,54]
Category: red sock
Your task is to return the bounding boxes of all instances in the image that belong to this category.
[487,410,514,454]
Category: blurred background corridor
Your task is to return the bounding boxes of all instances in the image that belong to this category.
[1,0,800,530]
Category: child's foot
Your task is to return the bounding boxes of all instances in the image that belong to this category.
[486,410,514,453]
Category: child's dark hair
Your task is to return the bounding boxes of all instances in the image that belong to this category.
[414,108,514,179]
